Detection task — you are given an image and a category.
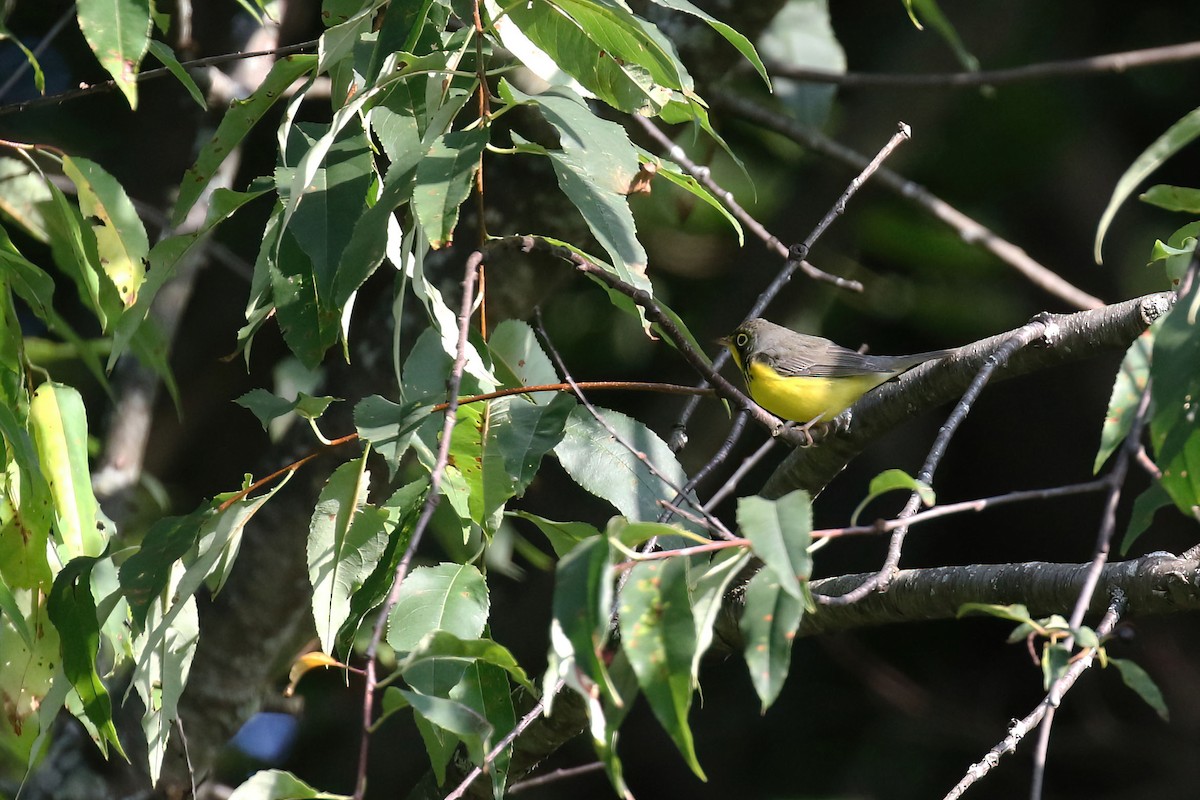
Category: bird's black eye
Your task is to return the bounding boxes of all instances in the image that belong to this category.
[734,332,750,348]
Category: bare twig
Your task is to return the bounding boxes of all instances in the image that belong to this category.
[702,434,778,511]
[713,93,1105,311]
[355,253,482,800]
[507,762,606,795]
[770,40,1200,89]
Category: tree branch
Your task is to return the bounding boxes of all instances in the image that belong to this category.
[762,292,1174,499]
[768,40,1200,89]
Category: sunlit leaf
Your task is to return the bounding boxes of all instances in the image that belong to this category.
[412,128,488,249]
[1096,328,1153,473]
[554,405,694,529]
[173,55,318,225]
[29,382,105,560]
[77,0,152,109]
[308,457,389,654]
[1140,184,1200,213]
[387,563,489,653]
[227,768,351,800]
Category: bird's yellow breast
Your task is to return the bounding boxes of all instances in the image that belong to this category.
[744,360,889,422]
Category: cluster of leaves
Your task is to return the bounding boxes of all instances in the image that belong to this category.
[2,0,1200,798]
[0,0,820,796]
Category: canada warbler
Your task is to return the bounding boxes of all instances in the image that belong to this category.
[721,318,953,423]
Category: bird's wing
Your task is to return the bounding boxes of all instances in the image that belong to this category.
[762,346,954,379]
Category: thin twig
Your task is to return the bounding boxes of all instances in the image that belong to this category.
[941,590,1126,800]
[713,93,1105,311]
[770,40,1200,89]
[702,434,778,511]
[817,319,1049,606]
[633,115,862,292]
[355,253,482,800]
[507,761,606,795]
[813,477,1110,540]
[0,40,319,116]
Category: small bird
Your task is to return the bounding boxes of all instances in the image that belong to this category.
[721,318,953,424]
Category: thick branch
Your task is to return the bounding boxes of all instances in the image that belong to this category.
[785,552,1199,640]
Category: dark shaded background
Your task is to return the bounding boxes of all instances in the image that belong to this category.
[1,1,1198,798]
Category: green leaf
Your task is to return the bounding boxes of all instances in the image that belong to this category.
[1140,184,1200,213]
[957,602,1034,624]
[335,479,426,651]
[1095,104,1200,263]
[401,630,534,693]
[619,557,705,778]
[402,689,494,765]
[112,187,268,369]
[1150,280,1200,518]
[1096,329,1153,473]
[308,457,389,654]
[135,589,199,783]
[851,469,935,524]
[270,225,342,368]
[554,404,694,526]
[480,394,575,528]
[76,0,152,109]
[47,557,127,759]
[502,84,651,305]
[903,0,978,72]
[510,511,600,557]
[1040,641,1070,689]
[62,155,148,309]
[1109,657,1170,722]
[29,382,106,560]
[646,0,769,86]
[387,563,489,652]
[0,20,44,95]
[0,157,53,242]
[277,121,375,303]
[118,506,210,630]
[173,55,318,225]
[412,127,488,249]
[0,408,54,590]
[488,0,678,115]
[737,491,812,601]
[228,769,351,800]
[740,567,804,711]
[146,40,205,108]
[689,548,752,676]
[488,319,560,403]
[1121,482,1173,555]
[451,659,516,797]
[354,395,433,477]
[545,536,619,705]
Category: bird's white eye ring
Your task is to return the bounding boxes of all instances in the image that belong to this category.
[734,332,749,348]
